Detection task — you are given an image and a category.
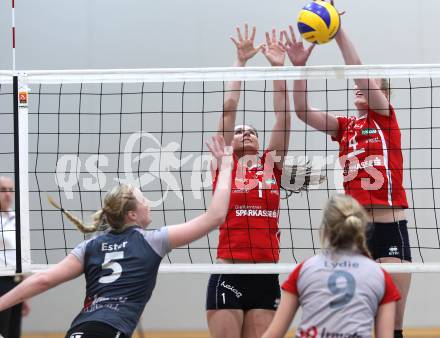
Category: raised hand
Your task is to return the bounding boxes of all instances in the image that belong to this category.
[207,135,233,164]
[328,0,346,16]
[261,28,286,67]
[281,25,315,67]
[230,24,264,65]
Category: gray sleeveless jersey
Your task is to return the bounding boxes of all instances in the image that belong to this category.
[282,251,400,338]
[69,226,171,336]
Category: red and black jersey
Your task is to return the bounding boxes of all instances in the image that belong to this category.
[332,106,408,208]
[213,150,281,262]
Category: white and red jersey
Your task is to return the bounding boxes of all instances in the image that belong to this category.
[282,251,400,338]
[332,106,408,208]
[213,150,281,262]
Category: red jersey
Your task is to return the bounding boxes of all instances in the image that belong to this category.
[332,106,408,208]
[213,150,281,262]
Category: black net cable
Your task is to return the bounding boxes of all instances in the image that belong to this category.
[179,81,193,263]
[304,79,317,255]
[430,78,440,250]
[408,78,423,262]
[159,82,172,264]
[202,81,214,264]
[75,83,86,249]
[96,82,105,220]
[34,83,49,263]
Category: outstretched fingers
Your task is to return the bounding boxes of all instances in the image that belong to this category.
[250,25,256,42]
[265,28,281,45]
[215,134,226,153]
[277,41,286,52]
[236,26,243,42]
[255,42,265,52]
[289,25,298,44]
[207,135,229,159]
[206,136,219,157]
[265,31,271,46]
[282,31,292,47]
[230,36,239,48]
[271,28,277,43]
[328,0,345,15]
[279,30,284,44]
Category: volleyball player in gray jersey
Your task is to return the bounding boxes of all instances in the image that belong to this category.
[263,194,400,338]
[0,135,233,338]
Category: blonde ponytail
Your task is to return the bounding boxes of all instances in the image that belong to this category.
[48,184,139,234]
[48,196,98,233]
[321,194,371,258]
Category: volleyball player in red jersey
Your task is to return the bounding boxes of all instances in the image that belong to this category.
[263,194,400,338]
[206,24,291,338]
[282,4,410,337]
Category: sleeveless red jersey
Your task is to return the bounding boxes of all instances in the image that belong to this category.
[213,150,281,262]
[332,106,408,208]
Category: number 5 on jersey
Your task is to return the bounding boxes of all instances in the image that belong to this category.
[99,251,124,284]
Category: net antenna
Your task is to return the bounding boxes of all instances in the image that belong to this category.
[11,0,16,71]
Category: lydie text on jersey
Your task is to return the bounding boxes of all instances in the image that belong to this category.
[324,260,360,269]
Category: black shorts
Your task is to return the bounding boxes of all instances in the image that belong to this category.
[206,274,280,311]
[366,220,412,262]
[65,321,126,338]
[0,276,23,338]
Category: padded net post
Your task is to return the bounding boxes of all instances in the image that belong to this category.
[16,74,31,274]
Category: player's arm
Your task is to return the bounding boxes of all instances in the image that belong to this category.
[262,29,291,169]
[335,27,390,116]
[168,136,233,249]
[375,301,396,338]
[269,79,291,169]
[282,26,339,138]
[219,24,264,145]
[261,291,299,338]
[294,78,339,137]
[219,60,241,146]
[0,254,83,311]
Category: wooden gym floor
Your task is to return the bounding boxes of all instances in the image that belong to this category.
[23,329,440,338]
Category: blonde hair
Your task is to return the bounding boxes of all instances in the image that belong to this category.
[48,184,138,234]
[321,194,371,258]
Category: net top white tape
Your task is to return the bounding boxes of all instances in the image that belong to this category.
[2,64,440,84]
[24,263,440,275]
[0,71,13,83]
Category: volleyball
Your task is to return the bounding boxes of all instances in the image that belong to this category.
[297,1,340,44]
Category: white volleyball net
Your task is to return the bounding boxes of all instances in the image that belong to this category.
[1,65,440,274]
